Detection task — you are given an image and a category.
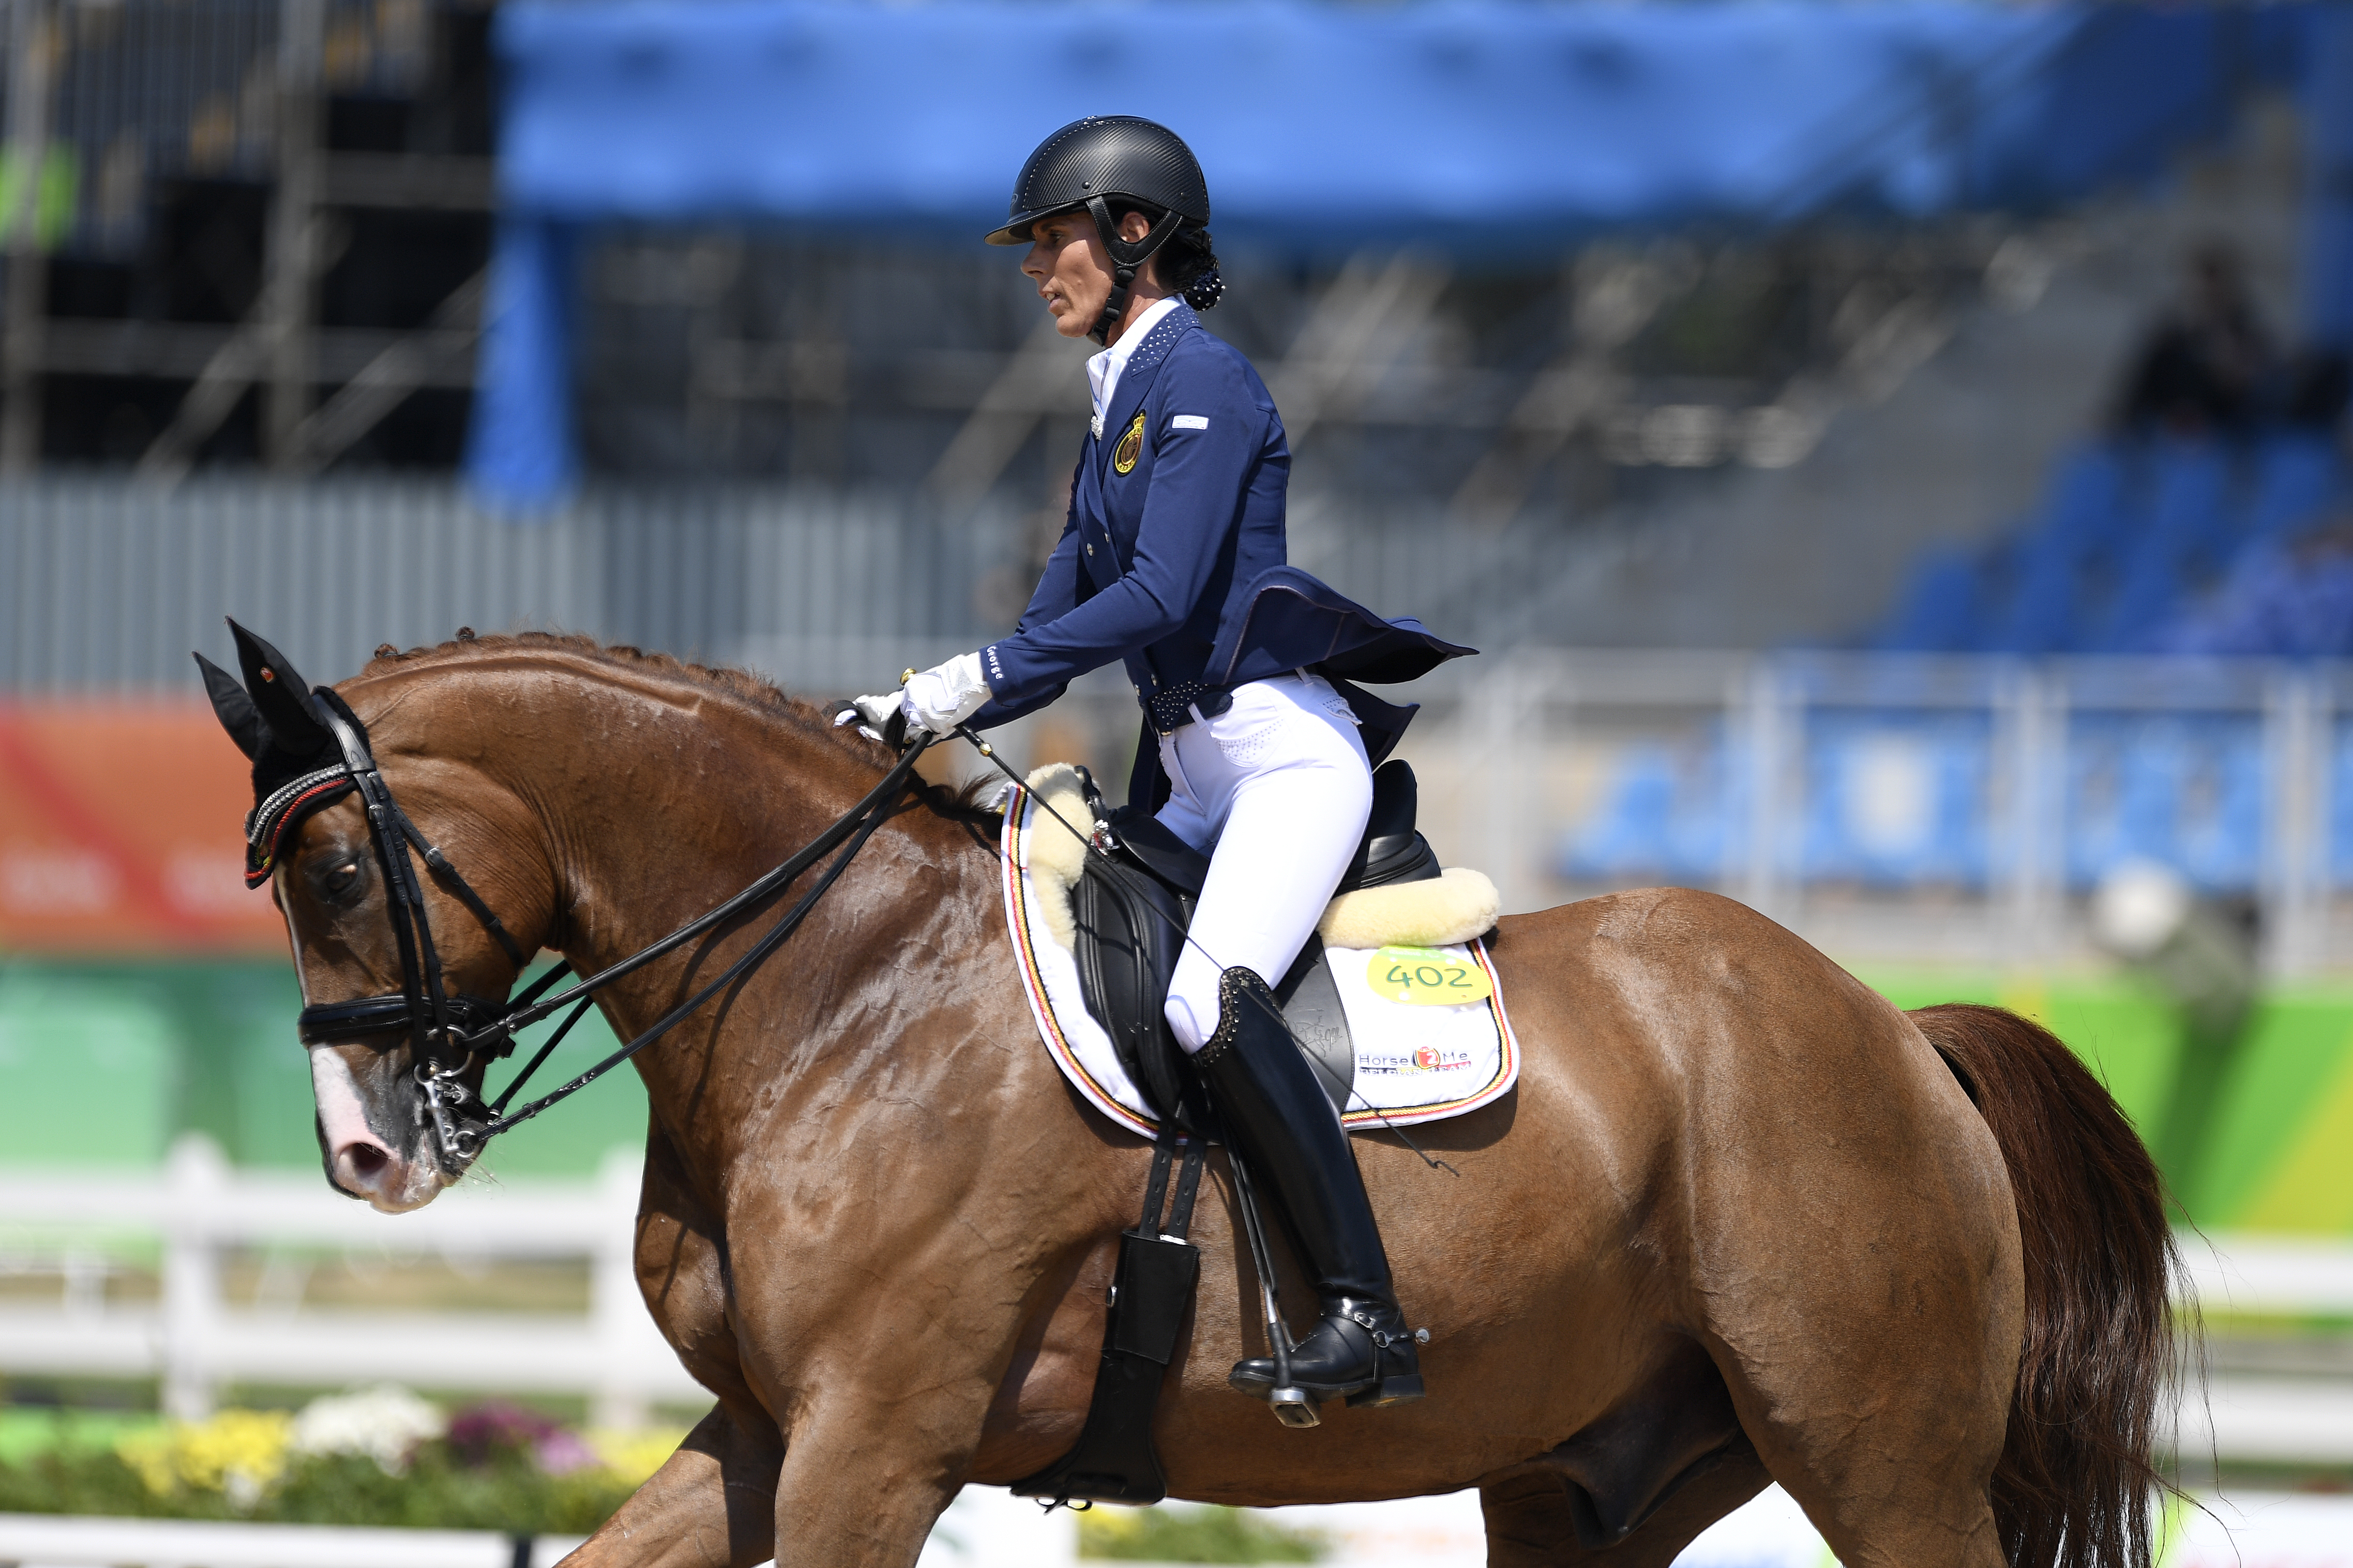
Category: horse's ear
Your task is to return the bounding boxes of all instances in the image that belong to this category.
[227,619,335,757]
[193,652,272,760]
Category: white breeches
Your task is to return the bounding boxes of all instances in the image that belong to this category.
[1156,671,1374,1053]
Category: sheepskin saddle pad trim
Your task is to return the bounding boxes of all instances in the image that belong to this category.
[1000,766,1519,1138]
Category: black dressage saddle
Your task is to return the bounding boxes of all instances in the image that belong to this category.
[1064,759,1442,1134]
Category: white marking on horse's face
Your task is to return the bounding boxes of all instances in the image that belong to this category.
[311,1046,449,1212]
[310,1048,376,1154]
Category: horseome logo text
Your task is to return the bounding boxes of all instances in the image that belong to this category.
[1360,1045,1478,1077]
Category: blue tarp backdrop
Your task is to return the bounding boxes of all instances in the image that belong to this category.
[467,0,2314,507]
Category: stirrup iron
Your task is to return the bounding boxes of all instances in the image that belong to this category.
[1230,1145,1321,1428]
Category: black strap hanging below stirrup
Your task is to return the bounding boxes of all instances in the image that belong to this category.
[1010,1125,1207,1509]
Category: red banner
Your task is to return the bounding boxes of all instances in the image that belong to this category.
[0,703,287,955]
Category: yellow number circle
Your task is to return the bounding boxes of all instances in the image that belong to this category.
[1369,946,1492,1007]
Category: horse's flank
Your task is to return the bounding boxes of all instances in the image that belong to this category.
[262,640,2169,1568]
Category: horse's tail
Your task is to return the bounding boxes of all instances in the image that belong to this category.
[1908,1002,2176,1568]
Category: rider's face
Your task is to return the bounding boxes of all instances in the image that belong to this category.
[1021,209,1158,340]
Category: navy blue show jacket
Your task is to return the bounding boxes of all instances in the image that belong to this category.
[969,301,1474,810]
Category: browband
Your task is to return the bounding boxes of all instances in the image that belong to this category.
[245,764,358,888]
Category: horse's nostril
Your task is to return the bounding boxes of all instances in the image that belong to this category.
[346,1143,391,1179]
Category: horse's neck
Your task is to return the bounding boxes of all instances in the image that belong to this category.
[522,675,987,1168]
[540,686,870,954]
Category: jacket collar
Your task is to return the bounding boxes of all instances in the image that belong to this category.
[1095,300,1199,448]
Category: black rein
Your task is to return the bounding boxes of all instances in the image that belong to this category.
[294,714,936,1162]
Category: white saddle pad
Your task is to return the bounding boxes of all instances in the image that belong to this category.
[999,783,1520,1139]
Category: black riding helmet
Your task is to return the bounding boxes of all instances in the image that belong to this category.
[986,116,1217,346]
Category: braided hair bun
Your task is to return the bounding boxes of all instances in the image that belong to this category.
[1165,227,1224,312]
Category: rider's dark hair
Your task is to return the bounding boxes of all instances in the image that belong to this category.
[1110,201,1224,311]
[1165,226,1224,311]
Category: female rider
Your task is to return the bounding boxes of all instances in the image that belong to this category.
[847,116,1469,1411]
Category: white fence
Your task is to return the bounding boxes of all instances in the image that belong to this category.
[2176,1233,2353,1465]
[0,1136,696,1425]
[2,1139,2350,1462]
[0,1514,584,1567]
[0,1485,1082,1568]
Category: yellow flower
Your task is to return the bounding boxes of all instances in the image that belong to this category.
[116,1410,294,1506]
[1078,1506,1150,1550]
[586,1426,692,1488]
[114,1428,179,1497]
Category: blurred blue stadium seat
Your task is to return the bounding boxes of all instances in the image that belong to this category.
[1560,738,1731,886]
[2147,438,2234,567]
[2067,718,2174,886]
[2094,539,2191,652]
[2334,721,2353,890]
[1875,435,2346,656]
[1563,746,1677,880]
[2176,720,2266,891]
[2245,433,2340,539]
[1874,547,1987,652]
[1803,718,1989,886]
[2040,444,2130,561]
[2064,716,2262,892]
[1997,540,2088,653]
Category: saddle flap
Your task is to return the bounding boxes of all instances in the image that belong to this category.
[1072,854,1209,1135]
[1274,934,1355,1115]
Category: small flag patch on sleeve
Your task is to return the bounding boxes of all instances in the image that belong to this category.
[1170,414,1210,430]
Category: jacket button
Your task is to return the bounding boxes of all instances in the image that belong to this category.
[1085,544,1094,556]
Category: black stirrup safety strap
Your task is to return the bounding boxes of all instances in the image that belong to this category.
[295,705,935,1163]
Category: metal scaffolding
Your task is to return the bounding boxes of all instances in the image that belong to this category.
[0,0,491,475]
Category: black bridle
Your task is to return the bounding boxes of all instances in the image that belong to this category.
[295,703,934,1164]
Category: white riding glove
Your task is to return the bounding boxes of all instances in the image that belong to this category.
[834,691,904,743]
[901,651,993,735]
[834,652,993,743]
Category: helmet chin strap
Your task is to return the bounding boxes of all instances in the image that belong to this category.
[1085,195,1186,347]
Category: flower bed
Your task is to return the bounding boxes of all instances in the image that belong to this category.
[0,1387,683,1534]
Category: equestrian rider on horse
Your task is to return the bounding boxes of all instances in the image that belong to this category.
[849,117,1470,1410]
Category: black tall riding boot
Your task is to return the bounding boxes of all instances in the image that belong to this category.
[1191,966,1424,1408]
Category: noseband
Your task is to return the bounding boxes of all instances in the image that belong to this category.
[295,702,934,1164]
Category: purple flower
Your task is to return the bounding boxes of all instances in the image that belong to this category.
[444,1401,565,1469]
[533,1429,599,1476]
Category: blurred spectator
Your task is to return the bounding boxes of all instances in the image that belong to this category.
[2114,243,2276,435]
[2283,346,2351,431]
[2163,515,2353,656]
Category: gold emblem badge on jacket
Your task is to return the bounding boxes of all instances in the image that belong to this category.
[1112,412,1145,475]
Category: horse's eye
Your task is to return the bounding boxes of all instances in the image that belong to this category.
[323,861,360,897]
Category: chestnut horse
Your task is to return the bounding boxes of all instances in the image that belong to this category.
[250,633,2171,1568]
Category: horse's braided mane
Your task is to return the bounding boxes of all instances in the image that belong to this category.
[360,629,1003,818]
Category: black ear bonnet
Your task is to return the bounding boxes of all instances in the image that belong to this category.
[195,620,363,888]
